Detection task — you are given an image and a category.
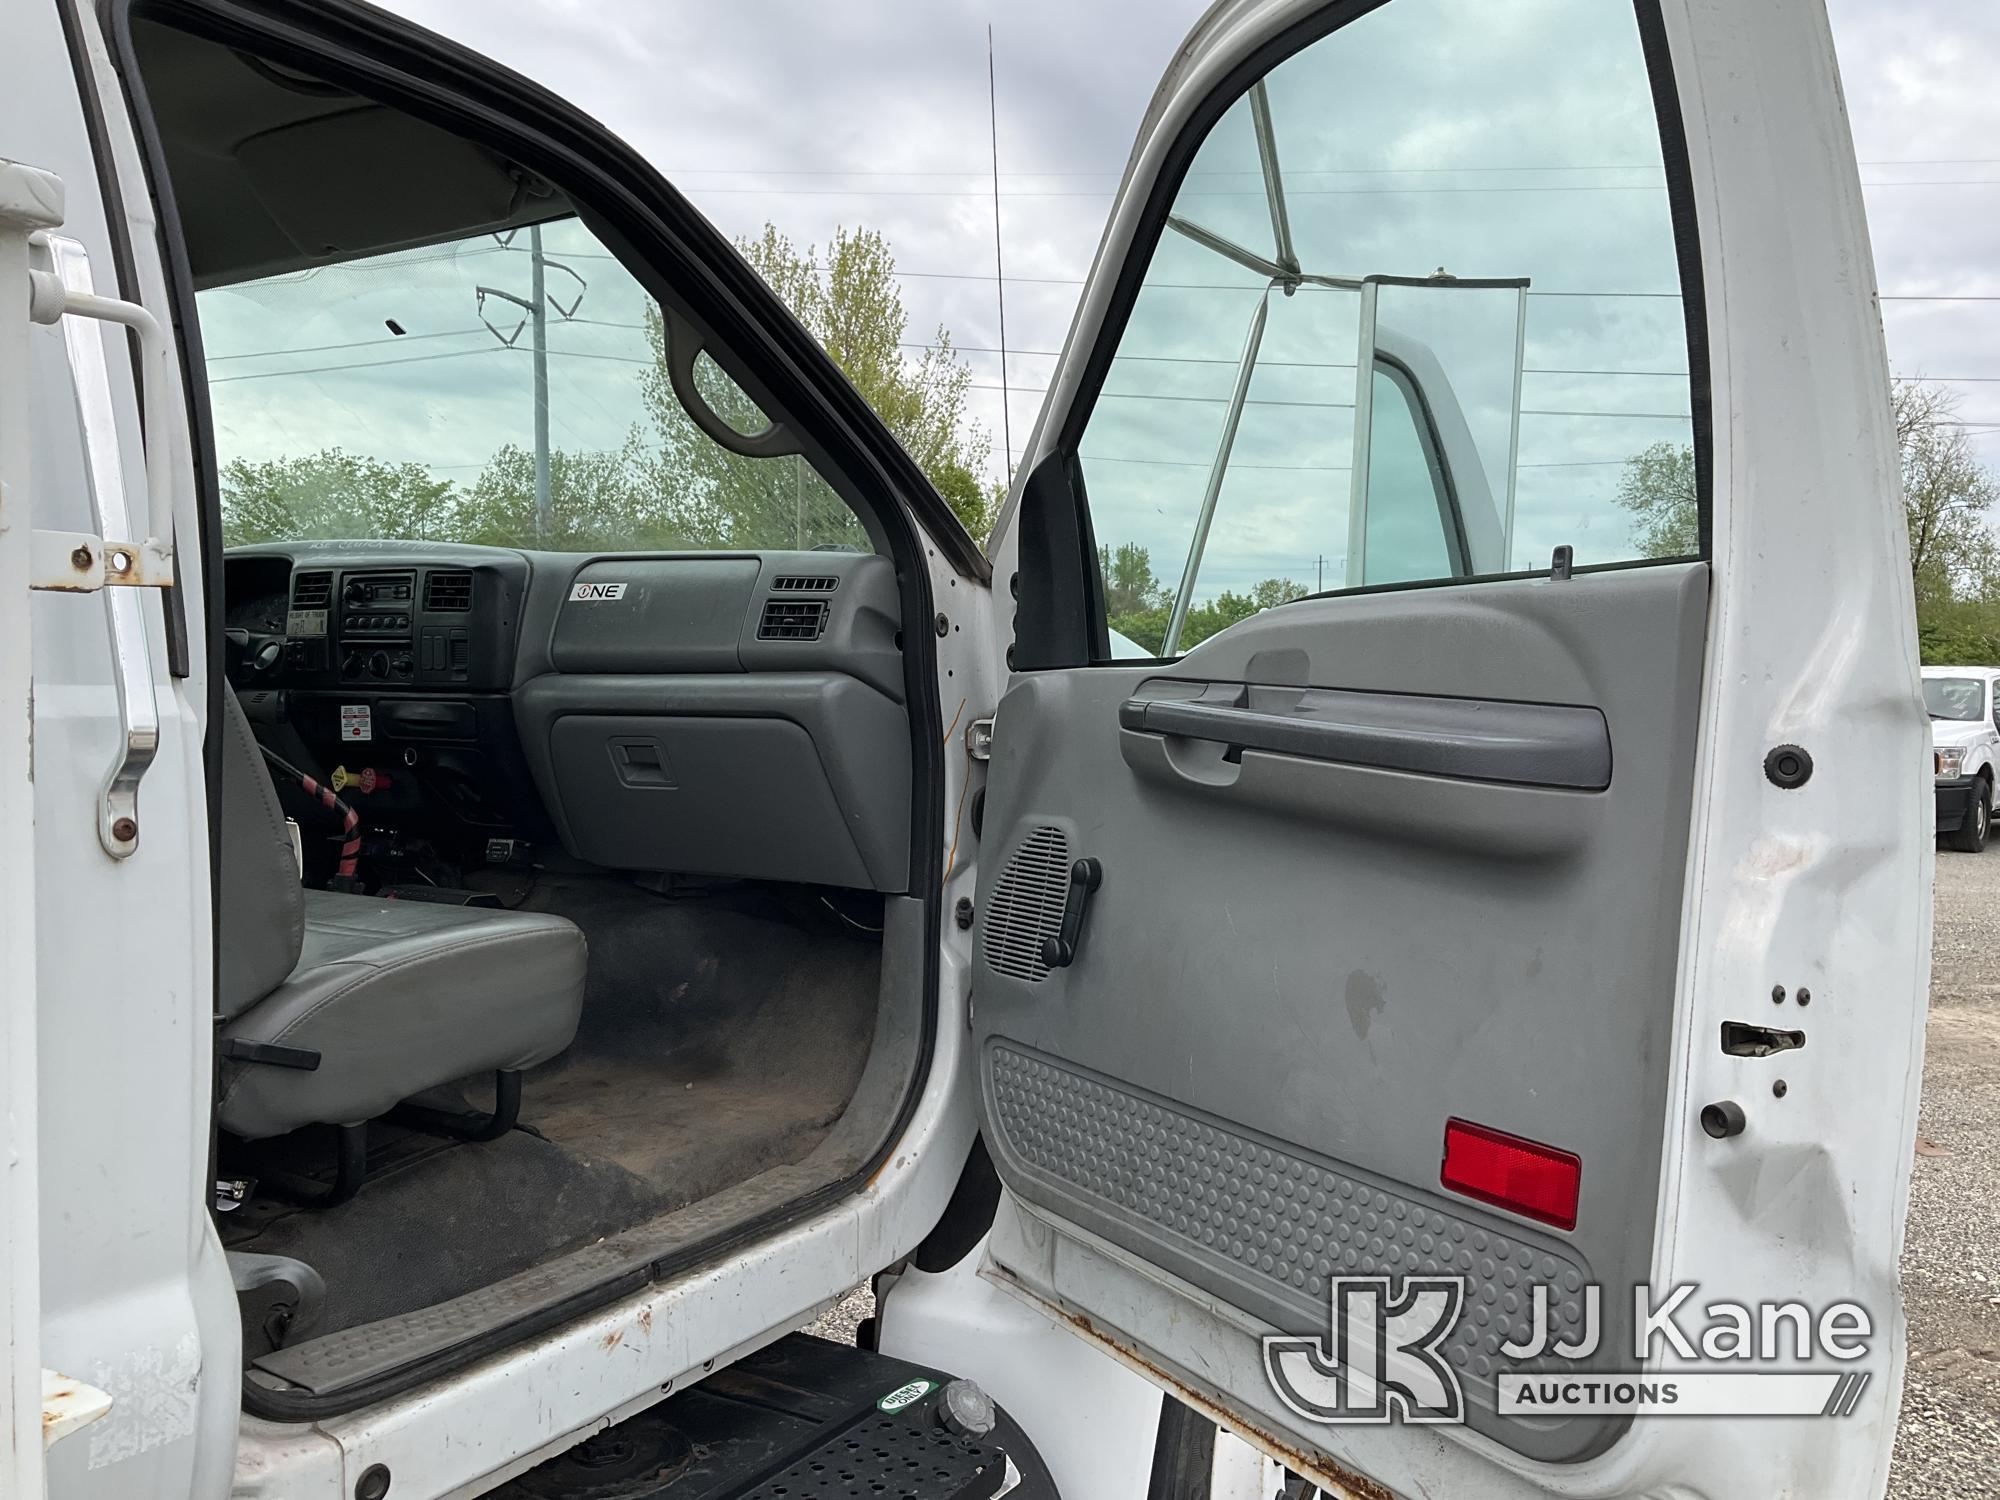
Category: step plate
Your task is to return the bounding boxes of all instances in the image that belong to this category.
[495,1334,1039,1500]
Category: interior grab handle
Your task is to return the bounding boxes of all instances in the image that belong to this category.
[1118,681,1611,791]
[1040,857,1102,969]
[47,235,162,858]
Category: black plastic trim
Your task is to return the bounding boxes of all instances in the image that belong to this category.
[1631,0,1714,559]
[910,1135,1003,1274]
[1011,449,1104,670]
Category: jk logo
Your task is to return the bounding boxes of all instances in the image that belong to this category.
[1263,1277,1466,1425]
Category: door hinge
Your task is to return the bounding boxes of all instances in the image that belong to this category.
[965,717,995,761]
[30,529,161,591]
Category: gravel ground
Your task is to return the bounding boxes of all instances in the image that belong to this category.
[806,1284,875,1346]
[807,859,2000,1495]
[1892,849,2000,1498]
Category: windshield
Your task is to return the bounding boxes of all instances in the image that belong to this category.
[1925,677,1987,721]
[197,217,870,553]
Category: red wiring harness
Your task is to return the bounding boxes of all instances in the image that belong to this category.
[259,746,361,885]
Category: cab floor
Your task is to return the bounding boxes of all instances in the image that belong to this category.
[222,878,882,1337]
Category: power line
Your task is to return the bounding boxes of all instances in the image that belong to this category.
[653,157,2000,179]
[206,320,2000,387]
[655,179,2000,200]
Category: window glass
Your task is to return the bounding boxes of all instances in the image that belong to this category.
[1926,678,1985,722]
[199,216,870,552]
[1362,367,1455,586]
[1079,0,1697,657]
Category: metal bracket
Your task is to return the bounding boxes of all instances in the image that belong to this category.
[29,528,154,591]
[965,717,995,762]
[40,235,163,859]
[42,1370,113,1452]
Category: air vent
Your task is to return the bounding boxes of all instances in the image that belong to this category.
[771,574,839,594]
[425,570,473,612]
[758,599,828,641]
[981,826,1072,983]
[290,571,332,610]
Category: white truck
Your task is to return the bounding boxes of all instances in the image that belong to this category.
[1923,664,2000,851]
[4,2,1931,1499]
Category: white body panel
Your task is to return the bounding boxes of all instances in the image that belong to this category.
[6,4,237,1498]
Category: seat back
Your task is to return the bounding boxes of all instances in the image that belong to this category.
[218,686,306,1017]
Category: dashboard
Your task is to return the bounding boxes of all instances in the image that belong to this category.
[223,542,910,892]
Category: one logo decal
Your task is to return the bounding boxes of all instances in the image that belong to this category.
[570,581,627,601]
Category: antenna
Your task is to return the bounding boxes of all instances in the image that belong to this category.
[987,26,1013,481]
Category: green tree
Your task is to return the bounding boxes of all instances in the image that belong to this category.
[1100,542,1166,614]
[1180,579,1309,649]
[220,450,459,546]
[635,311,870,551]
[1098,547,1306,655]
[458,431,690,551]
[1613,441,1699,559]
[1897,380,2000,607]
[648,224,1002,543]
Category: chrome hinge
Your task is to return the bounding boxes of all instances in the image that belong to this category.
[965,717,995,761]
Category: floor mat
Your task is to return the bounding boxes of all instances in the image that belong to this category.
[222,1123,667,1335]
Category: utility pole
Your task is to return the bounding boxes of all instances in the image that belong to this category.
[475,227,584,544]
[529,223,551,542]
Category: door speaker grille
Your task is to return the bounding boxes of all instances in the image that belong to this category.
[981,825,1071,983]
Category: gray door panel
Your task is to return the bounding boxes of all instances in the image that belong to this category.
[972,562,1707,1462]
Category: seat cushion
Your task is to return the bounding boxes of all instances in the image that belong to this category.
[218,891,587,1140]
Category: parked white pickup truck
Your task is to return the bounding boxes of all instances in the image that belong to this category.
[1924,665,2000,851]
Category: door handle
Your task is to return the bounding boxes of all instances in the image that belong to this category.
[1119,681,1610,791]
[1040,857,1102,969]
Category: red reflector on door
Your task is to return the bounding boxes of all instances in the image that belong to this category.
[1440,1119,1581,1231]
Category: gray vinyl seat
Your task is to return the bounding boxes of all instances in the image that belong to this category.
[216,687,585,1142]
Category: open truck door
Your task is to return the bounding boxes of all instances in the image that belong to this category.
[969,1,1928,1496]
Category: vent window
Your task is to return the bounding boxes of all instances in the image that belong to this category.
[291,571,332,610]
[758,599,829,641]
[424,570,473,612]
[771,575,839,594]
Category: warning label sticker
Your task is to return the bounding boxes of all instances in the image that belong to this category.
[875,1379,935,1413]
[340,704,372,743]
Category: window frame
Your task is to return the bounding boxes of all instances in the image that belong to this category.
[1019,0,1713,667]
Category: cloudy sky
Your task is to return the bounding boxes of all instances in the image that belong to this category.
[205,0,2000,590]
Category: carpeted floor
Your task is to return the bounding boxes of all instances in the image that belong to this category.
[221,878,882,1338]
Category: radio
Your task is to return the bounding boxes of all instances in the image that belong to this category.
[340,571,415,639]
